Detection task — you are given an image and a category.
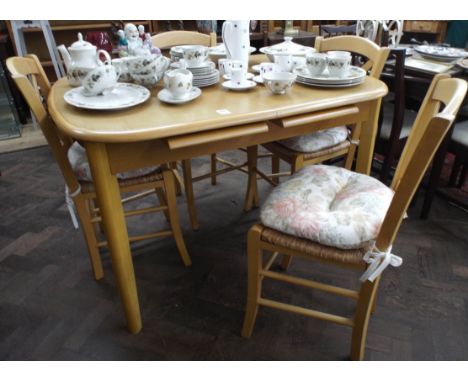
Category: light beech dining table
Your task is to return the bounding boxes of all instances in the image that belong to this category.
[48,55,388,333]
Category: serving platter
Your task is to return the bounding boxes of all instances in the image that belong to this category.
[64,83,150,111]
[414,45,468,62]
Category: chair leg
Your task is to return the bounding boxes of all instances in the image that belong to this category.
[291,155,304,174]
[241,224,264,338]
[155,187,170,222]
[271,154,280,185]
[210,153,217,185]
[182,159,200,231]
[350,277,381,361]
[74,196,104,280]
[280,255,293,270]
[244,145,259,212]
[345,124,361,171]
[169,162,182,196]
[448,155,462,187]
[163,169,192,267]
[458,163,467,188]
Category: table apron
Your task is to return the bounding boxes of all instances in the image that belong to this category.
[105,102,371,174]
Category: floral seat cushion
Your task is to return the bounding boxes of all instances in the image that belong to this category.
[260,165,394,250]
[68,142,160,182]
[278,126,349,153]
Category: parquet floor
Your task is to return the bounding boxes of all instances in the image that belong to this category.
[1,147,467,360]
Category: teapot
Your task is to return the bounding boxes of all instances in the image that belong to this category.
[58,33,112,87]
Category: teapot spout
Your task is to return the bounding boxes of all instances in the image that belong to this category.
[57,45,72,72]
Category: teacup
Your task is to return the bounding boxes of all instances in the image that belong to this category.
[218,58,233,76]
[259,62,278,78]
[292,56,306,69]
[327,51,351,78]
[181,45,209,68]
[164,69,193,100]
[305,52,327,76]
[230,67,246,86]
[263,72,296,95]
[82,64,120,96]
[274,54,294,72]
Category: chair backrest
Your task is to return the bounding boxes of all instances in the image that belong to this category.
[151,31,217,49]
[314,35,390,78]
[6,54,80,193]
[376,74,467,250]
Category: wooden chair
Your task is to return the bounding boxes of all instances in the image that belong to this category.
[241,74,467,360]
[6,54,192,281]
[375,47,419,184]
[244,36,390,211]
[420,116,468,218]
[152,30,250,231]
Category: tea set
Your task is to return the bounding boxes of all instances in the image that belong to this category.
[62,21,360,111]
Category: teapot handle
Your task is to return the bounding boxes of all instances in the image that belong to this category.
[222,21,233,59]
[97,49,112,65]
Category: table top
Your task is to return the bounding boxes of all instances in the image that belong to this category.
[48,71,388,144]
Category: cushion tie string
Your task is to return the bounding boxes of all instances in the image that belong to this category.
[65,185,81,229]
[360,243,403,283]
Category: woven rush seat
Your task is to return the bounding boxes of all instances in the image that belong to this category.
[261,227,369,266]
[80,169,163,194]
[260,165,395,249]
[278,126,349,153]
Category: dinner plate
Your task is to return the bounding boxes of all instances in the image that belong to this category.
[294,66,366,84]
[157,87,202,104]
[296,78,364,88]
[208,45,256,57]
[222,80,257,91]
[64,83,150,111]
[295,74,364,86]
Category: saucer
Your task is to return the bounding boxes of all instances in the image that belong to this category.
[157,87,202,104]
[223,72,254,80]
[251,64,261,73]
[221,80,257,91]
[252,75,264,84]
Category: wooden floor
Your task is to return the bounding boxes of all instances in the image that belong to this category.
[1,146,467,360]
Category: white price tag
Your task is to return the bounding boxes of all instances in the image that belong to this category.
[216,109,232,115]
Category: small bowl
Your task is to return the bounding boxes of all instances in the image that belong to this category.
[263,72,297,95]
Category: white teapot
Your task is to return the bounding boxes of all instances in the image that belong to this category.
[58,33,111,87]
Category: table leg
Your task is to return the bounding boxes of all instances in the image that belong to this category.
[355,99,382,175]
[85,142,142,334]
[244,145,259,212]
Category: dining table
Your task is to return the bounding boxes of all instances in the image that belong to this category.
[47,54,388,334]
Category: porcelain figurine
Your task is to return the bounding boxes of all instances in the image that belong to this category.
[116,30,129,57]
[124,23,144,56]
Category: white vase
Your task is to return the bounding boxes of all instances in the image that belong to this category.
[222,20,250,72]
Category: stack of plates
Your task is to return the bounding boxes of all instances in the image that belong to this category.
[293,66,366,88]
[170,60,220,87]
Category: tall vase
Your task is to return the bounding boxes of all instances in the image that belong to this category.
[222,20,250,72]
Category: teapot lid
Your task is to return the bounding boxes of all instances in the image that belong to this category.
[69,33,96,50]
